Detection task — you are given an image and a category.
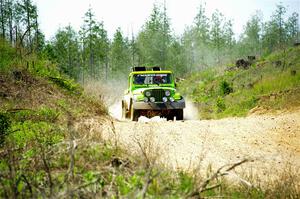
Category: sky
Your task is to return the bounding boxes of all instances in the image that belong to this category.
[33,0,300,40]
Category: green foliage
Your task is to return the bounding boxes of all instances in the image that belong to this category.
[0,112,11,145]
[239,11,262,56]
[180,46,300,119]
[110,27,131,77]
[219,80,233,96]
[116,175,131,195]
[11,107,59,123]
[136,3,172,67]
[178,172,194,193]
[9,121,63,148]
[48,76,82,94]
[2,1,299,82]
[0,0,45,57]
[216,96,226,112]
[0,39,16,71]
[52,26,81,79]
[80,7,109,80]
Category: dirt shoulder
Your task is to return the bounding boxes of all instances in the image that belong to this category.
[99,109,300,185]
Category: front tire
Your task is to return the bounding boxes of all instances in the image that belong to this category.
[175,109,183,120]
[130,101,140,121]
[131,109,139,121]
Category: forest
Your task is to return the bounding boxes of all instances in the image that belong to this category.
[0,0,299,82]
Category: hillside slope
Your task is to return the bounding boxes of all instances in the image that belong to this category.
[0,68,115,197]
[179,46,300,119]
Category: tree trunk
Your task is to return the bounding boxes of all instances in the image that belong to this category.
[0,0,5,39]
[8,0,13,44]
[35,12,39,51]
[68,41,71,77]
[24,0,32,51]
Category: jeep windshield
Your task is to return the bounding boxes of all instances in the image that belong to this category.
[133,74,172,85]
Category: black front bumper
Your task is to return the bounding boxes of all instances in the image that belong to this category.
[133,99,185,110]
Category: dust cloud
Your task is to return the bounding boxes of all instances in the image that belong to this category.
[184,99,199,120]
[83,79,126,120]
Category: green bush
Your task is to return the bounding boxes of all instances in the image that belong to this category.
[0,112,11,146]
[22,57,62,79]
[11,107,59,123]
[0,39,15,71]
[220,80,233,96]
[216,96,226,112]
[178,172,194,193]
[9,121,63,148]
[49,76,82,94]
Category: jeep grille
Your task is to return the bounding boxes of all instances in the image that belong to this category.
[149,89,165,102]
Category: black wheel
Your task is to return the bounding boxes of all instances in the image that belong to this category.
[131,109,139,121]
[175,109,183,120]
[130,101,139,121]
[165,111,174,121]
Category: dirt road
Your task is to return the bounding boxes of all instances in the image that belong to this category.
[100,107,300,184]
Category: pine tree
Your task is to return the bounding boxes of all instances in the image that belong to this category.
[181,27,195,73]
[6,0,14,44]
[110,27,131,78]
[210,10,225,64]
[0,0,6,39]
[241,12,262,56]
[285,12,299,44]
[80,7,109,80]
[97,21,109,80]
[53,26,80,79]
[194,3,210,44]
[136,3,172,67]
[129,28,138,67]
[262,4,287,52]
[193,3,210,69]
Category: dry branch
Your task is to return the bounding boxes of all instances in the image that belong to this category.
[188,159,251,198]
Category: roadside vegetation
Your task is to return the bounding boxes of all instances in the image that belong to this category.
[179,46,300,119]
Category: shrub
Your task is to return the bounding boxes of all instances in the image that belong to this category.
[49,76,82,94]
[0,112,11,146]
[0,39,15,71]
[216,96,226,112]
[11,107,59,123]
[220,80,233,96]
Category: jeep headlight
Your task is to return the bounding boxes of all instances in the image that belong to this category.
[162,97,168,102]
[150,97,155,102]
[133,95,144,102]
[145,91,151,97]
[165,90,171,96]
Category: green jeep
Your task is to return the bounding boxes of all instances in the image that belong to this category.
[122,66,185,121]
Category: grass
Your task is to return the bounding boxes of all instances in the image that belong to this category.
[179,46,300,119]
[0,39,17,72]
